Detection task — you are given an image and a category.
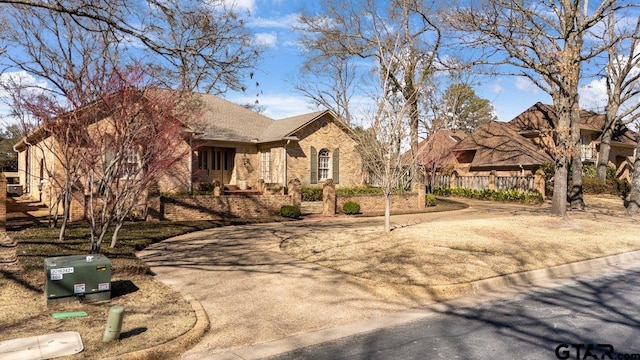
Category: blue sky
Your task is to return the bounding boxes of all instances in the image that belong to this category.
[223,0,557,123]
[2,0,617,130]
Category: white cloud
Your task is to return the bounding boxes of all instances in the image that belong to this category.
[228,93,316,119]
[254,33,278,49]
[248,13,301,29]
[0,71,51,127]
[514,76,540,94]
[221,0,255,12]
[579,78,608,112]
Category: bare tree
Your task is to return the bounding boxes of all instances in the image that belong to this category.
[298,0,443,183]
[450,0,633,216]
[593,16,640,183]
[0,0,259,94]
[293,55,358,126]
[77,76,195,252]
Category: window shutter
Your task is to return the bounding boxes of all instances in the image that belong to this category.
[310,146,318,184]
[332,148,340,184]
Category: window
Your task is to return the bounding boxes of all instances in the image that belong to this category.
[318,149,330,180]
[198,149,209,170]
[121,149,139,176]
[261,151,271,182]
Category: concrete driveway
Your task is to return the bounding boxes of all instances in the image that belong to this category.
[137,201,560,359]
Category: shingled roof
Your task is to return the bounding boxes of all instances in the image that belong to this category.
[453,121,553,168]
[193,94,340,144]
[410,129,466,167]
[508,102,636,146]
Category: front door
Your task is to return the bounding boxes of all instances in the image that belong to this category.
[197,147,235,184]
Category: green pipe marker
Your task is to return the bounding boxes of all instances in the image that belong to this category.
[103,305,125,342]
[52,311,88,319]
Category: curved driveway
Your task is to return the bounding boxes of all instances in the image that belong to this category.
[137,201,550,359]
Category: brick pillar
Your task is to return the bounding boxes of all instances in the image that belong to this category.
[534,169,546,198]
[322,179,336,216]
[417,182,426,209]
[288,178,302,208]
[489,170,497,191]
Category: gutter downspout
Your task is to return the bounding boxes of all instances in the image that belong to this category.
[283,139,290,186]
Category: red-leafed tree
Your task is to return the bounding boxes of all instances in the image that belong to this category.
[77,73,196,252]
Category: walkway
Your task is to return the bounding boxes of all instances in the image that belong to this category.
[137,200,555,359]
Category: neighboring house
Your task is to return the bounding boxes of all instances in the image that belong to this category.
[412,129,466,183]
[452,102,636,179]
[452,120,554,176]
[14,91,364,209]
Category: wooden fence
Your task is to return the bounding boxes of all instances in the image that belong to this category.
[430,171,544,195]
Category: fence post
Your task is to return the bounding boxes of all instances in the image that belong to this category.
[534,169,546,198]
[450,172,457,189]
[489,170,497,191]
[417,183,426,209]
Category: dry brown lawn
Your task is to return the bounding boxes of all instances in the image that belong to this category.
[0,273,195,359]
[282,195,640,287]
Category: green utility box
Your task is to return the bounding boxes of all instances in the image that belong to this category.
[45,254,111,305]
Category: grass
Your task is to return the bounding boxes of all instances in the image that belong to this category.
[281,195,640,288]
[1,205,284,359]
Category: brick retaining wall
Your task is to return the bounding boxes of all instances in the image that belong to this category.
[161,194,294,221]
[336,193,420,214]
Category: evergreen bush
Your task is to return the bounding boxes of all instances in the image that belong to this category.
[280,205,301,219]
[342,201,361,215]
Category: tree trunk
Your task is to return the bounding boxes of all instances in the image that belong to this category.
[597,128,613,182]
[627,137,640,215]
[110,221,124,248]
[384,194,391,232]
[597,104,618,182]
[58,188,71,242]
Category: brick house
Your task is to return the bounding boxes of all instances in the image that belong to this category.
[14,91,364,210]
[451,102,636,179]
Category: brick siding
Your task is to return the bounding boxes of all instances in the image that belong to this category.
[336,193,421,214]
[161,194,294,221]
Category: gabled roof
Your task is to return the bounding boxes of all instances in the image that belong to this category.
[454,121,553,167]
[411,129,466,166]
[14,89,347,150]
[508,102,636,146]
[261,111,328,143]
[193,94,344,144]
[193,94,276,143]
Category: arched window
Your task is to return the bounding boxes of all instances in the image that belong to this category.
[318,149,330,180]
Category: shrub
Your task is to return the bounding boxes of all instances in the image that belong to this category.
[582,164,597,178]
[425,194,436,207]
[581,177,630,196]
[342,201,361,215]
[280,205,301,219]
[336,186,384,196]
[301,187,323,201]
[433,187,543,204]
